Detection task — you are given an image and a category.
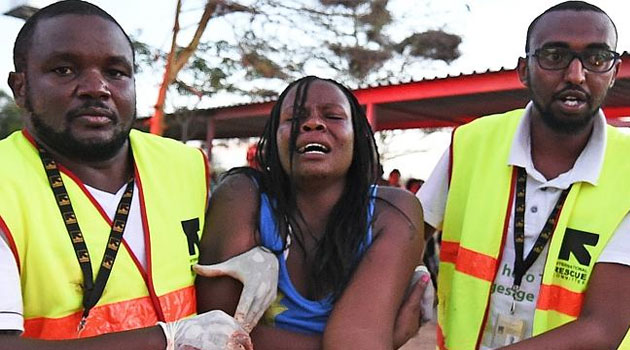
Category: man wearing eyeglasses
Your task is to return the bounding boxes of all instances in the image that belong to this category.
[418,1,630,349]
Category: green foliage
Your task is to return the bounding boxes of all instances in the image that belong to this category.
[359,0,392,32]
[250,88,280,98]
[0,91,22,140]
[241,51,288,79]
[131,38,161,73]
[329,44,392,80]
[396,31,462,62]
[311,0,461,81]
[319,0,371,9]
[135,0,463,113]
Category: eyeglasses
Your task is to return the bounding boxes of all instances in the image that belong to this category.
[529,47,620,73]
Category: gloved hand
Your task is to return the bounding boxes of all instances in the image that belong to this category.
[157,310,252,350]
[194,246,279,332]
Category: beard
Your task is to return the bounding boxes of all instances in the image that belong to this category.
[26,99,135,162]
[528,83,600,135]
[532,99,596,135]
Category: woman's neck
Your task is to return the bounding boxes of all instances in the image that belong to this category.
[294,178,346,238]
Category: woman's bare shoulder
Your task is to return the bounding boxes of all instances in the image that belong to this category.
[372,186,423,237]
[211,171,260,203]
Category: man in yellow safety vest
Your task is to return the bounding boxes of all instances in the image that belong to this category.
[0,1,279,349]
[419,1,630,349]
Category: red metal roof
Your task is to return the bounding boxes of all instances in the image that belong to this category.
[188,52,630,140]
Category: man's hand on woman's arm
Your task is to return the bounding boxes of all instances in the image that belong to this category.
[194,246,279,332]
[0,311,252,350]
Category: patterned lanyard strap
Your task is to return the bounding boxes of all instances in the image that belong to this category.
[512,167,571,289]
[36,143,134,332]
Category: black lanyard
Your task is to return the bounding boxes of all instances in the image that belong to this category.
[512,167,571,288]
[36,143,134,332]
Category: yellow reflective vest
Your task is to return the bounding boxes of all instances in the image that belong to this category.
[0,130,208,339]
[437,110,630,349]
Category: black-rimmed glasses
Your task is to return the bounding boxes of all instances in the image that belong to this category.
[529,47,620,73]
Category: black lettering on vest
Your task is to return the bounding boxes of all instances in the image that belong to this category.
[181,218,200,255]
[558,228,599,266]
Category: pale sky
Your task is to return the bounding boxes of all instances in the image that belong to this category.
[1,0,629,113]
[1,0,629,179]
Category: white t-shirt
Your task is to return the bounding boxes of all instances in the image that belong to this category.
[0,183,146,332]
[0,236,21,332]
[418,104,630,349]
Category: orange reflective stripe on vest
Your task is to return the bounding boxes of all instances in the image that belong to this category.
[0,130,208,339]
[23,286,195,339]
[441,241,498,282]
[536,284,584,318]
[440,241,458,264]
[439,109,630,349]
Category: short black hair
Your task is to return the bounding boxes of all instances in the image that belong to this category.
[13,0,134,72]
[525,1,618,53]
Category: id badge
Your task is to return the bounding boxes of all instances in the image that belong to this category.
[490,313,526,346]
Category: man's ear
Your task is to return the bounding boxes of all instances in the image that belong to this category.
[8,72,27,108]
[609,59,621,89]
[517,57,529,87]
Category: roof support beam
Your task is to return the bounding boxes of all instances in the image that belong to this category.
[366,103,376,130]
[353,70,524,105]
[205,117,216,161]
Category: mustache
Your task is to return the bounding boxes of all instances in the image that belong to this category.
[553,84,590,100]
[66,100,117,121]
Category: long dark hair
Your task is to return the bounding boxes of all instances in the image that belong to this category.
[228,76,380,299]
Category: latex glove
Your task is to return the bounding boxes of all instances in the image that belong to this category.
[157,310,252,350]
[394,265,435,348]
[409,265,435,323]
[194,246,279,332]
